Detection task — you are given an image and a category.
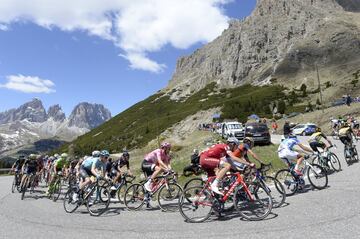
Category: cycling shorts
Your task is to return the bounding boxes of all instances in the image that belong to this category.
[199,155,220,177]
[141,160,156,177]
[309,141,325,152]
[220,156,246,171]
[25,167,37,175]
[278,149,299,163]
[79,166,93,179]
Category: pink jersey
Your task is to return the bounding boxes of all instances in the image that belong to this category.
[144,149,171,164]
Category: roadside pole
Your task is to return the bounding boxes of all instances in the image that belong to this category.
[316,64,324,113]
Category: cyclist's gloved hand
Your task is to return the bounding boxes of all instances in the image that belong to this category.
[249,163,255,168]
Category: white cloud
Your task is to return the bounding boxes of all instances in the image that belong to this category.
[0,74,55,93]
[0,23,8,31]
[0,0,231,73]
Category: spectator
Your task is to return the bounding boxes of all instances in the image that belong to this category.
[283,120,291,138]
[271,120,278,134]
[346,94,351,107]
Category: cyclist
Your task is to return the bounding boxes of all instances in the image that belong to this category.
[142,142,172,192]
[111,151,132,188]
[20,154,39,189]
[278,134,313,176]
[308,127,332,153]
[11,154,26,173]
[338,122,357,160]
[73,150,108,201]
[200,137,254,195]
[46,153,69,196]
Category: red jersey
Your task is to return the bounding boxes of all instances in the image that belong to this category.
[201,144,230,159]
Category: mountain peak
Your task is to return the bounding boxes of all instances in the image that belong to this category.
[68,102,111,129]
[48,104,66,122]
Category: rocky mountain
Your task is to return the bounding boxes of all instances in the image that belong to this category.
[68,103,112,129]
[0,99,111,154]
[166,0,360,100]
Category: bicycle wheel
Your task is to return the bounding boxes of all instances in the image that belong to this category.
[116,184,127,204]
[11,176,16,193]
[157,182,182,212]
[52,180,62,202]
[63,188,80,213]
[124,184,146,210]
[234,184,273,221]
[86,186,110,216]
[275,169,298,196]
[329,153,341,172]
[265,176,286,208]
[179,186,213,223]
[184,178,204,190]
[307,164,328,190]
[352,148,359,162]
[20,176,29,200]
[344,147,351,165]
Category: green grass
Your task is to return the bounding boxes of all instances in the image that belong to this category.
[56,83,291,156]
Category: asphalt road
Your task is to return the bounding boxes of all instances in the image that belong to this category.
[1,137,360,239]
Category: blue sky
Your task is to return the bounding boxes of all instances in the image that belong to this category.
[0,0,256,116]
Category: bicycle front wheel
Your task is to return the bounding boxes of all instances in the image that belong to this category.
[124,184,146,210]
[63,188,80,213]
[11,176,16,193]
[234,184,273,221]
[117,184,127,204]
[52,180,62,202]
[329,153,341,172]
[158,182,182,212]
[179,186,213,223]
[265,176,286,208]
[20,176,29,200]
[86,186,110,216]
[352,148,359,162]
[307,164,328,190]
[275,169,298,196]
[183,178,204,190]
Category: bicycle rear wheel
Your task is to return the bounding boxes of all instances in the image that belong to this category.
[307,164,328,190]
[117,184,127,204]
[275,169,298,196]
[86,186,110,216]
[52,180,62,202]
[265,176,286,208]
[179,186,213,223]
[158,182,182,212]
[234,184,273,221]
[63,188,80,213]
[183,178,204,190]
[124,184,146,210]
[329,153,341,172]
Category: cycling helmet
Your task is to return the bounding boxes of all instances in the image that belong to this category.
[18,154,25,159]
[100,150,110,157]
[49,156,55,161]
[92,150,101,157]
[29,154,37,160]
[288,134,297,139]
[243,137,254,148]
[61,153,68,158]
[226,137,240,146]
[160,142,171,149]
[122,151,129,157]
[54,153,60,158]
[315,127,322,132]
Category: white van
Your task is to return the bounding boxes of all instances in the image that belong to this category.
[221,122,244,139]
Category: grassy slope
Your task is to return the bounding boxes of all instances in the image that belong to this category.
[61,83,288,155]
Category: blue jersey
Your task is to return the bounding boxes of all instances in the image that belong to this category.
[82,157,105,171]
[278,138,300,151]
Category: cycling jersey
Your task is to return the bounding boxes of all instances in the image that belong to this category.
[112,157,130,170]
[200,144,230,159]
[339,127,351,136]
[278,138,300,152]
[144,149,170,165]
[309,132,327,143]
[54,158,68,170]
[24,159,38,174]
[82,157,105,171]
[14,158,25,170]
[233,143,250,158]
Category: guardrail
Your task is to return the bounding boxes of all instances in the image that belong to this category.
[0,168,11,175]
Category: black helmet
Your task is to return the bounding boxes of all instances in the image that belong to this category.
[123,151,129,157]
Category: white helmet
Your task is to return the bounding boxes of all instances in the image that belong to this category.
[92,150,101,157]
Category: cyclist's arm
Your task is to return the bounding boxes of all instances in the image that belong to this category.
[247,149,264,164]
[298,143,313,153]
[228,151,253,166]
[157,157,169,170]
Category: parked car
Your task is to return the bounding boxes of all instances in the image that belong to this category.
[244,122,271,145]
[291,123,317,136]
[221,122,245,140]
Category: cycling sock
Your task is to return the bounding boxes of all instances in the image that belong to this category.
[212,179,219,187]
[294,165,299,171]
